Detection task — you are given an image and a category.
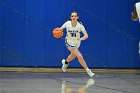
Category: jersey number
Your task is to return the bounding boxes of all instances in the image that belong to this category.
[70,33,76,37]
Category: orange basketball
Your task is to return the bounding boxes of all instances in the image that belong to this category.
[53,28,63,38]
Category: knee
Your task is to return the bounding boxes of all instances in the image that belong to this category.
[70,53,76,58]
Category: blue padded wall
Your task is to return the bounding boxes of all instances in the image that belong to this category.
[44,0,67,67]
[2,0,25,66]
[0,0,139,68]
[0,0,4,66]
[24,0,46,67]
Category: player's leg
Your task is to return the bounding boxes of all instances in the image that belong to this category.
[71,49,95,77]
[66,53,76,63]
[62,52,76,72]
[73,49,87,69]
[62,39,77,72]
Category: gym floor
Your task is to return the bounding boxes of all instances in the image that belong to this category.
[0,71,140,93]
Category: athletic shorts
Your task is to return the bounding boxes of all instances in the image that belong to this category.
[65,39,81,50]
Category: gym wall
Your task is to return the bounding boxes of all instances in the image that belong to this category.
[0,0,140,68]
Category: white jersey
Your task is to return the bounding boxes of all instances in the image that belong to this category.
[61,21,86,40]
[139,42,140,54]
[136,2,140,23]
[61,21,87,48]
[136,2,140,54]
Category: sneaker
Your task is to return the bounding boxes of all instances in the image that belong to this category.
[86,69,95,77]
[62,59,68,72]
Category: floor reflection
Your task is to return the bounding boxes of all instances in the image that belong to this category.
[61,78,95,93]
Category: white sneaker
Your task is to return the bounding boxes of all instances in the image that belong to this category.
[62,59,68,72]
[86,69,95,77]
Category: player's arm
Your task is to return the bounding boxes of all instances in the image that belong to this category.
[131,4,138,21]
[60,27,64,30]
[60,21,68,30]
[54,21,67,31]
[80,30,88,41]
[80,24,88,41]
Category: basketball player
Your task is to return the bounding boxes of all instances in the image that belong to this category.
[131,2,140,57]
[58,11,95,77]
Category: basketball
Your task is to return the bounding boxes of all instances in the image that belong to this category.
[53,28,63,38]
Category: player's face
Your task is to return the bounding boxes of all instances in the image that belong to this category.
[71,13,79,21]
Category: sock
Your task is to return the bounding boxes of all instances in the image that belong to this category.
[86,68,90,71]
[65,60,69,65]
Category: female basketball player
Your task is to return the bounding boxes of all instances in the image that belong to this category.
[131,2,140,57]
[57,11,95,77]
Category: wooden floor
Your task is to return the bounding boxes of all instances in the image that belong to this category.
[0,67,140,73]
[0,71,140,93]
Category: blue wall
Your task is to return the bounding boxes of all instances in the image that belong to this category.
[0,0,140,68]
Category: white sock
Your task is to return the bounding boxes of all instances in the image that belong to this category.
[86,68,90,71]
